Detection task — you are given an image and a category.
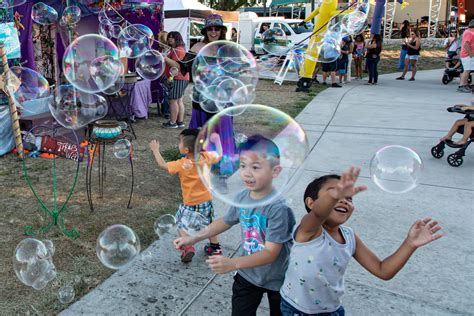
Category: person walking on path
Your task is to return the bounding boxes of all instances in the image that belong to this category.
[398,20,412,71]
[457,20,474,93]
[396,29,421,81]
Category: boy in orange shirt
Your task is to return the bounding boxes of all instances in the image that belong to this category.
[149,129,223,262]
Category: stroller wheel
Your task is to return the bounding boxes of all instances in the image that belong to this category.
[431,145,444,159]
[447,153,463,167]
[442,75,449,85]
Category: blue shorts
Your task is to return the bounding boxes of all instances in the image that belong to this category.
[281,297,345,316]
[175,201,214,230]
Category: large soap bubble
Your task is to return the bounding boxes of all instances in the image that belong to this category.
[195,104,309,208]
[177,209,209,236]
[61,5,81,26]
[192,41,258,112]
[96,224,141,270]
[98,7,123,24]
[316,30,342,63]
[13,238,57,290]
[262,28,291,56]
[370,145,423,194]
[31,2,58,25]
[49,84,108,130]
[341,11,368,36]
[63,34,121,93]
[0,0,26,9]
[154,214,177,237]
[99,20,122,39]
[7,66,50,105]
[117,24,152,58]
[135,50,165,80]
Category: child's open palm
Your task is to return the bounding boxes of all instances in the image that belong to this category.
[407,218,443,248]
[329,167,367,201]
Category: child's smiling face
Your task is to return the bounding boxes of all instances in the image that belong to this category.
[319,178,355,226]
[239,151,281,194]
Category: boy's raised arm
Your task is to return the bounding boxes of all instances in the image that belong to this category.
[296,167,366,243]
[353,217,442,280]
[149,140,169,171]
[174,217,232,248]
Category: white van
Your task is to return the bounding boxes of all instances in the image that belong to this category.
[237,12,314,54]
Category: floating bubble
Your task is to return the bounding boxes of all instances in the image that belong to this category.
[118,24,152,58]
[113,138,131,159]
[262,28,291,56]
[49,84,108,130]
[370,145,423,194]
[96,224,141,270]
[135,50,165,81]
[177,209,209,236]
[99,20,122,39]
[13,238,57,290]
[98,7,123,24]
[61,5,81,26]
[316,30,342,63]
[103,73,125,96]
[195,104,309,208]
[0,0,26,9]
[7,66,50,105]
[230,84,256,107]
[193,40,258,109]
[341,11,368,36]
[170,67,179,77]
[154,214,177,237]
[58,285,75,304]
[63,34,120,93]
[31,2,58,25]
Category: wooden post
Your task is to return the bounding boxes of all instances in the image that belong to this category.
[0,42,24,159]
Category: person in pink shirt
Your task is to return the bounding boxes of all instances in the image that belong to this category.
[458,20,474,93]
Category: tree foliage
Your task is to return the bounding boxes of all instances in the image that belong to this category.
[200,0,263,11]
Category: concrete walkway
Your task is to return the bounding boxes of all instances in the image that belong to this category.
[62,70,473,315]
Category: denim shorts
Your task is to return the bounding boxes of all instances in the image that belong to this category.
[406,55,420,61]
[280,297,345,316]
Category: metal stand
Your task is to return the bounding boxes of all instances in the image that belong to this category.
[86,133,134,212]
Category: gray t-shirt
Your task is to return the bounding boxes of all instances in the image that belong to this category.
[223,190,296,291]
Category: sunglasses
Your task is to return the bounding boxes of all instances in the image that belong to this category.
[207,27,222,32]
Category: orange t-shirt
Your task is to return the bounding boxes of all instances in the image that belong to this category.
[167,152,220,206]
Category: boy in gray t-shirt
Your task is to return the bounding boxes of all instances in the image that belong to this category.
[175,135,296,316]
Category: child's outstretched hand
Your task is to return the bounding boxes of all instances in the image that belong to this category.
[173,236,197,249]
[209,132,220,144]
[406,217,443,248]
[206,255,236,274]
[149,139,160,152]
[329,166,367,201]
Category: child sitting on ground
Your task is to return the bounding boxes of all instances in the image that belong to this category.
[280,167,442,315]
[175,135,296,315]
[440,104,474,146]
[149,129,223,263]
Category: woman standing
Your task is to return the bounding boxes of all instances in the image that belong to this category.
[162,32,190,128]
[396,29,421,81]
[398,20,411,70]
[365,34,382,85]
[352,34,365,80]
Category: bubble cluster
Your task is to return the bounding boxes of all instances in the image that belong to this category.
[370,145,423,194]
[63,34,121,93]
[117,24,153,58]
[58,285,75,304]
[113,139,131,159]
[7,66,50,105]
[195,104,309,208]
[99,20,122,39]
[0,0,26,9]
[61,5,81,26]
[192,41,258,113]
[262,28,291,56]
[341,11,369,36]
[13,238,57,290]
[98,7,123,24]
[31,2,58,25]
[177,209,209,236]
[96,224,141,270]
[154,214,177,237]
[135,50,165,81]
[49,84,108,130]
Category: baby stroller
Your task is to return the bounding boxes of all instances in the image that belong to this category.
[442,56,464,85]
[431,105,474,167]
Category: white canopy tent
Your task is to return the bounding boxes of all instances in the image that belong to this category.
[163,0,239,49]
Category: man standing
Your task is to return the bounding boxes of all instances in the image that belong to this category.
[458,20,474,93]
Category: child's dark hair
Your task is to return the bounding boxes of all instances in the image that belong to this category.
[179,129,200,151]
[238,134,280,166]
[304,174,341,213]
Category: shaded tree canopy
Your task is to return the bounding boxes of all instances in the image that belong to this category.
[200,0,263,11]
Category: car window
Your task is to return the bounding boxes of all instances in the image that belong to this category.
[288,22,314,34]
[259,23,271,34]
[274,23,292,36]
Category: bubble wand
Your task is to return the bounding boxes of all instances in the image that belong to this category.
[0,42,24,159]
